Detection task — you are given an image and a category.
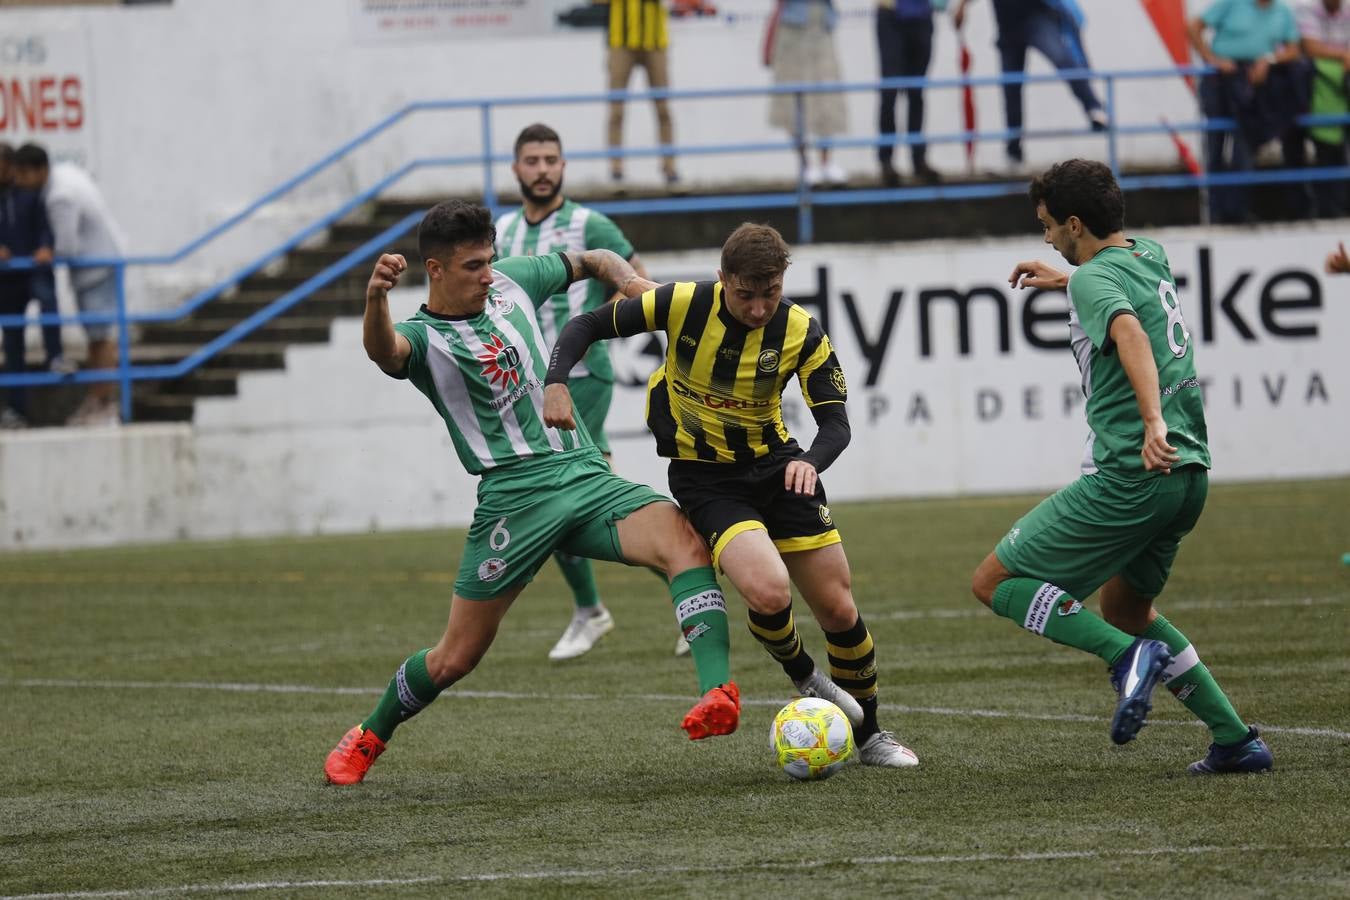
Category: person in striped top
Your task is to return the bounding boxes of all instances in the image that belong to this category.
[323,200,739,785]
[497,123,673,661]
[606,0,681,191]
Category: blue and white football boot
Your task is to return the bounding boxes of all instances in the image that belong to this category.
[1188,727,1274,775]
[1108,638,1173,745]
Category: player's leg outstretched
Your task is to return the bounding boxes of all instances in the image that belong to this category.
[325,589,518,785]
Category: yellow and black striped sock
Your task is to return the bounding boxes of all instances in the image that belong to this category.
[826,616,879,741]
[747,606,815,683]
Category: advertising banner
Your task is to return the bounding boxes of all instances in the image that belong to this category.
[348,0,567,42]
[607,227,1347,500]
[0,25,94,169]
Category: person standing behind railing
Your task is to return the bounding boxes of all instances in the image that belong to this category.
[765,0,849,187]
[951,0,1107,173]
[875,0,946,187]
[11,144,127,427]
[1295,0,1350,217]
[0,143,56,430]
[604,0,682,194]
[1187,0,1305,224]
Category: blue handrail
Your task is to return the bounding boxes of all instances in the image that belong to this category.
[1,64,1345,424]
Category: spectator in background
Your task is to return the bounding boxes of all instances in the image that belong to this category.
[952,0,1108,172]
[876,0,946,186]
[765,0,849,187]
[1296,0,1350,217]
[605,0,681,193]
[1187,0,1305,224]
[0,143,56,430]
[11,144,126,427]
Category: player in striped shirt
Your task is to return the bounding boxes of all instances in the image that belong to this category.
[323,201,739,785]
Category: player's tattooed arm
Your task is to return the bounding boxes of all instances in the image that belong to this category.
[363,253,413,376]
[564,248,659,299]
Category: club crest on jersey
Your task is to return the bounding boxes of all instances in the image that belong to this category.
[757,349,780,373]
[491,291,516,315]
[818,505,832,525]
[476,334,522,389]
[829,367,847,396]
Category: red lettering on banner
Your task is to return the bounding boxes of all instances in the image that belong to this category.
[0,76,84,133]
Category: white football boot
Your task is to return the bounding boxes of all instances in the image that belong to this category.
[858,730,920,768]
[547,607,615,660]
[792,667,864,728]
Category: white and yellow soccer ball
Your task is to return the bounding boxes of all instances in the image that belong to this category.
[769,696,855,780]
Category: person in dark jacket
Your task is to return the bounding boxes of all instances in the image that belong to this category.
[0,143,56,429]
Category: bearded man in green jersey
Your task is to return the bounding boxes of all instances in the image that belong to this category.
[323,200,739,785]
[971,159,1273,775]
[496,124,691,661]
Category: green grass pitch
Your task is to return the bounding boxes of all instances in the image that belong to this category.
[3,478,1348,898]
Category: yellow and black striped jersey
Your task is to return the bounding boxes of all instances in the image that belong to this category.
[608,0,668,50]
[616,280,847,463]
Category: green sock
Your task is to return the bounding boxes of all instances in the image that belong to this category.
[360,649,443,742]
[670,566,731,692]
[992,579,1134,665]
[554,552,600,609]
[1143,614,1249,744]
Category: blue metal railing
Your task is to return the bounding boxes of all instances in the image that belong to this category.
[1,64,1345,424]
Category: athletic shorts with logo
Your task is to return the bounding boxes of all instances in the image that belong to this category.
[456,447,669,599]
[567,374,614,456]
[994,465,1208,600]
[668,448,841,570]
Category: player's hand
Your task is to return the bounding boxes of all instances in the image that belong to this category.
[1140,417,1179,475]
[367,253,407,303]
[784,459,818,496]
[1325,242,1350,275]
[543,383,576,430]
[1008,260,1069,291]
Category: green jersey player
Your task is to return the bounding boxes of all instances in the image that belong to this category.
[323,200,740,786]
[496,123,687,661]
[970,159,1272,774]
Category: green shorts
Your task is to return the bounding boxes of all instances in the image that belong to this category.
[569,375,615,456]
[993,465,1208,600]
[455,448,669,599]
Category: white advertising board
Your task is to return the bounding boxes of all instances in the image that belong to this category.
[605,225,1348,500]
[0,24,95,170]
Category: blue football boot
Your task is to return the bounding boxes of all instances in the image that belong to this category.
[1188,727,1274,775]
[1108,638,1173,745]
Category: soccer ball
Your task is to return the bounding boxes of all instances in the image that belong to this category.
[769,697,855,780]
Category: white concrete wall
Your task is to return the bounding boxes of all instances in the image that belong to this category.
[0,0,1199,311]
[2,221,1346,551]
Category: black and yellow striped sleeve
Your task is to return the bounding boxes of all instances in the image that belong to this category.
[545,283,678,385]
[796,321,847,408]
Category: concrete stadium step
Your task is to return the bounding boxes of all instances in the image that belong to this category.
[129,343,289,372]
[139,317,333,346]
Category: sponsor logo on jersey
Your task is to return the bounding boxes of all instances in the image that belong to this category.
[1006,527,1020,545]
[679,335,697,349]
[670,378,775,410]
[476,334,523,389]
[818,505,832,525]
[757,349,780,373]
[478,557,508,582]
[829,366,847,396]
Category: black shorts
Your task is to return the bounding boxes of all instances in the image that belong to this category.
[667,450,842,570]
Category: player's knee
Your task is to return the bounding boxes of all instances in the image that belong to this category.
[425,646,481,688]
[658,511,713,575]
[736,573,792,615]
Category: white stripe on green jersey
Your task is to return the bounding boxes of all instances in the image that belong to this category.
[393,253,595,476]
[495,198,634,383]
[1065,236,1210,478]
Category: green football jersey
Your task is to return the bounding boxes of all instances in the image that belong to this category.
[495,198,634,384]
[1065,237,1210,478]
[393,253,595,476]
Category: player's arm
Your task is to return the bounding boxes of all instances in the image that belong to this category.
[562,248,657,301]
[1110,313,1180,475]
[787,327,851,495]
[1009,260,1069,291]
[609,252,651,303]
[363,253,413,376]
[544,282,672,429]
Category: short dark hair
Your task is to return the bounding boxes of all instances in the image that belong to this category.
[513,123,562,159]
[12,143,49,170]
[417,200,496,262]
[0,143,13,164]
[720,223,791,283]
[1028,159,1124,239]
